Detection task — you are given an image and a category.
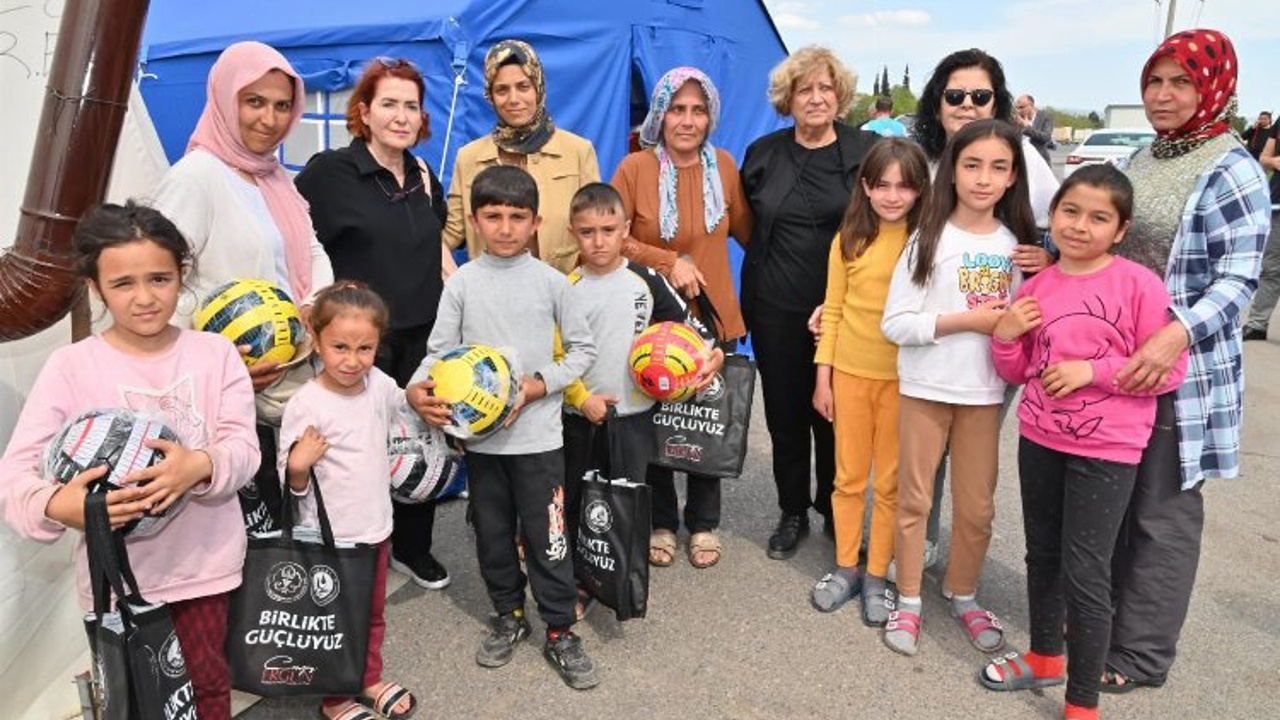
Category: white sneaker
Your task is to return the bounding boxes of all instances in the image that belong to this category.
[886,539,939,585]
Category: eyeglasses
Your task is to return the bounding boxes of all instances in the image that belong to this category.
[943,88,995,107]
[374,175,424,204]
[374,56,418,71]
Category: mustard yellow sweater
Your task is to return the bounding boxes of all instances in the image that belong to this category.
[814,222,908,379]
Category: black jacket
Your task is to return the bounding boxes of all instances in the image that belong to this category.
[738,122,878,328]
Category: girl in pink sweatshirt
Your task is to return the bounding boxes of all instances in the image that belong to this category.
[279,281,418,720]
[984,165,1187,720]
[0,202,259,720]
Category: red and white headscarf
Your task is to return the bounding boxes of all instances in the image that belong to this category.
[186,41,315,301]
[1141,29,1239,159]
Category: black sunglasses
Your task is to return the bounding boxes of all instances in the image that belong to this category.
[942,88,995,107]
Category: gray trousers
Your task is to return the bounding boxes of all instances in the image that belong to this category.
[1107,393,1204,684]
[1245,210,1280,331]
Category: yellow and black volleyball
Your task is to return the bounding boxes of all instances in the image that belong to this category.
[194,279,303,367]
[427,345,519,439]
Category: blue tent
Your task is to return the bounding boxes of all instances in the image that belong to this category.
[139,0,790,182]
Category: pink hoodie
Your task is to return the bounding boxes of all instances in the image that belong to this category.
[0,330,259,609]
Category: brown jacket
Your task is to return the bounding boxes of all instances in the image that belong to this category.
[443,129,600,274]
[611,148,753,341]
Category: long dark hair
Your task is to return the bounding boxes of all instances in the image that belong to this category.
[909,119,1038,287]
[73,201,194,283]
[837,139,930,261]
[912,49,1014,161]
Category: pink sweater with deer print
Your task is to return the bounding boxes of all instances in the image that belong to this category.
[0,331,258,609]
[991,257,1188,464]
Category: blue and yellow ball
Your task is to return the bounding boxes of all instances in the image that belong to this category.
[628,321,707,403]
[194,279,303,367]
[428,345,519,439]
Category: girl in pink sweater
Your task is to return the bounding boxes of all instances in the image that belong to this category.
[0,202,259,720]
[985,165,1187,720]
[279,281,418,720]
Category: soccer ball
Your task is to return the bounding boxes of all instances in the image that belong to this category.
[387,406,464,503]
[427,345,519,439]
[628,321,707,403]
[43,409,185,537]
[194,279,303,367]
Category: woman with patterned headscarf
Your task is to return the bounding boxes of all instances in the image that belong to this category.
[1099,29,1270,695]
[443,39,600,274]
[612,66,753,570]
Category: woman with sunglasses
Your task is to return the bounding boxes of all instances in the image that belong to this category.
[895,48,1060,581]
[294,57,455,597]
[739,47,878,561]
[444,40,600,273]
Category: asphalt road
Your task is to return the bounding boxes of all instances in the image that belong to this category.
[237,340,1280,720]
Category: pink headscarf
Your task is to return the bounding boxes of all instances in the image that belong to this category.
[186,41,314,301]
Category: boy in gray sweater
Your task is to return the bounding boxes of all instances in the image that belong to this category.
[408,166,599,689]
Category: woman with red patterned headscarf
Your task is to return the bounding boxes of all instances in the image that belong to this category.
[1099,29,1269,696]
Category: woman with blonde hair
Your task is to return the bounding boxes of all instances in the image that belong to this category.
[740,46,878,560]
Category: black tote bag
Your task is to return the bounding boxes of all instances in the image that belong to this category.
[83,491,199,720]
[650,294,756,478]
[227,470,377,697]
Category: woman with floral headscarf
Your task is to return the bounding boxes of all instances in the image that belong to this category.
[443,39,600,274]
[1096,29,1269,696]
[612,66,753,570]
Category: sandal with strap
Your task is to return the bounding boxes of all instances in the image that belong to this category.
[953,606,1006,652]
[649,529,677,567]
[811,570,861,613]
[357,682,418,720]
[319,702,378,720]
[1099,667,1164,694]
[980,651,1065,691]
[688,531,722,569]
[882,608,922,656]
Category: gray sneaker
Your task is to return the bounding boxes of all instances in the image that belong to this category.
[476,610,531,668]
[544,631,600,690]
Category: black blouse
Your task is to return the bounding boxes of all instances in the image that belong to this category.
[295,138,446,330]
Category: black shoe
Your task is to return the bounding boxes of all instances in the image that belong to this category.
[1243,326,1268,342]
[476,610,531,668]
[767,512,810,559]
[821,512,836,539]
[390,551,451,590]
[544,631,601,689]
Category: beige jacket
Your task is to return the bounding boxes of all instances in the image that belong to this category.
[443,129,600,274]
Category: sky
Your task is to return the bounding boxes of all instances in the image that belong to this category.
[760,0,1280,118]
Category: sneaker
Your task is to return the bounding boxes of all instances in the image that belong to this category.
[767,512,810,560]
[390,552,451,590]
[1243,326,1268,342]
[543,631,600,689]
[886,540,938,585]
[475,610,531,668]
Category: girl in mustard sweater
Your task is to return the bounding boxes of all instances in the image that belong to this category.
[810,139,930,624]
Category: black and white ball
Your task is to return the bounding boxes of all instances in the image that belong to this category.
[43,408,185,536]
[387,407,464,504]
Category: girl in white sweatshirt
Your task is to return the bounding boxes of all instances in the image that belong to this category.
[880,119,1039,657]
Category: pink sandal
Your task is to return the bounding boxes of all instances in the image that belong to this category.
[882,608,922,656]
[953,607,1006,652]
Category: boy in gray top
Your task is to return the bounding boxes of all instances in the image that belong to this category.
[408,166,599,690]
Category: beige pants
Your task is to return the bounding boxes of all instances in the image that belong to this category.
[894,395,1000,598]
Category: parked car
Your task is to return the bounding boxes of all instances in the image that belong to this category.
[1063,128,1155,176]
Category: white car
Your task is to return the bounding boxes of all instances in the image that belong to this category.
[1063,128,1156,176]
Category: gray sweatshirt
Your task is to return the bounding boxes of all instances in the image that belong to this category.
[417,251,596,454]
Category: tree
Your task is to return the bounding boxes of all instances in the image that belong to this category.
[872,73,881,96]
[1088,111,1101,126]
[903,64,911,91]
[881,67,890,97]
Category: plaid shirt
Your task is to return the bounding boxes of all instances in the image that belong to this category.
[1161,146,1272,488]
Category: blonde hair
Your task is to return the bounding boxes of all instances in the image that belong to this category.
[767,46,857,118]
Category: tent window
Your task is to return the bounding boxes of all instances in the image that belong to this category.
[278,89,352,172]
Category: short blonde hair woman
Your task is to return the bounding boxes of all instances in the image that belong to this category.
[766,45,857,119]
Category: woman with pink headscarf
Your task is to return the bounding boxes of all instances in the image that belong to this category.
[151,41,334,587]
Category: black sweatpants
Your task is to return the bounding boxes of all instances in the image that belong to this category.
[1108,393,1203,685]
[563,409,657,543]
[750,311,835,518]
[377,323,439,562]
[467,449,576,629]
[1018,437,1137,708]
